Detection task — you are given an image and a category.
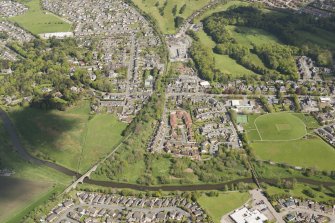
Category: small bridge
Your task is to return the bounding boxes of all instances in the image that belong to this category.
[63,134,131,194]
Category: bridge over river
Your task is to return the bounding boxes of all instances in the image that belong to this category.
[1,108,334,193]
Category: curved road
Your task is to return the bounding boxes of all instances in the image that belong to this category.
[1,108,335,192]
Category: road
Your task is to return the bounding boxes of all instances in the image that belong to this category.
[122,34,136,115]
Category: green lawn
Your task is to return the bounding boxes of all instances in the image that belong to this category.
[132,0,211,34]
[254,113,307,141]
[251,138,335,171]
[198,192,250,223]
[9,0,71,34]
[8,101,127,173]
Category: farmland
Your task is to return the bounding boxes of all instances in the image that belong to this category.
[9,0,71,34]
[8,102,127,173]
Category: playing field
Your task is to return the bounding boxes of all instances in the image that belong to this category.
[9,0,71,34]
[245,113,335,171]
[252,139,335,171]
[254,113,307,141]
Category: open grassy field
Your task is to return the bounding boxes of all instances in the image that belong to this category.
[9,0,71,34]
[251,139,335,171]
[198,192,250,223]
[8,101,127,173]
[194,0,250,23]
[79,114,127,172]
[0,177,51,223]
[245,113,335,171]
[132,0,211,34]
[266,183,335,202]
[197,30,257,76]
[226,25,280,49]
[254,113,307,141]
[0,119,70,223]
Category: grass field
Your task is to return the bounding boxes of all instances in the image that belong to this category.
[251,139,335,170]
[0,119,70,223]
[197,30,257,76]
[0,177,51,223]
[194,1,250,23]
[266,183,335,202]
[226,25,280,49]
[132,0,211,34]
[9,0,71,34]
[245,113,335,171]
[254,113,307,141]
[8,101,127,173]
[198,192,250,223]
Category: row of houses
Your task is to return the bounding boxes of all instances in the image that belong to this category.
[44,192,208,223]
[0,0,27,18]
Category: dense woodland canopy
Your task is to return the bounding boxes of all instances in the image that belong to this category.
[0,38,115,110]
[191,5,335,82]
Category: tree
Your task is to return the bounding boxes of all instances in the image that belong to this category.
[179,4,186,14]
[172,5,177,16]
[174,16,185,28]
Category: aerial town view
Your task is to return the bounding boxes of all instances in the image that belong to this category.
[0,0,335,222]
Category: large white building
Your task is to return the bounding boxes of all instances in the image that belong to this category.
[230,207,268,223]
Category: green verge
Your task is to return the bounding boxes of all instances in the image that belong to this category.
[198,192,250,223]
[9,0,72,34]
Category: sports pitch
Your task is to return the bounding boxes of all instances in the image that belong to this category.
[245,113,335,170]
[253,112,307,141]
